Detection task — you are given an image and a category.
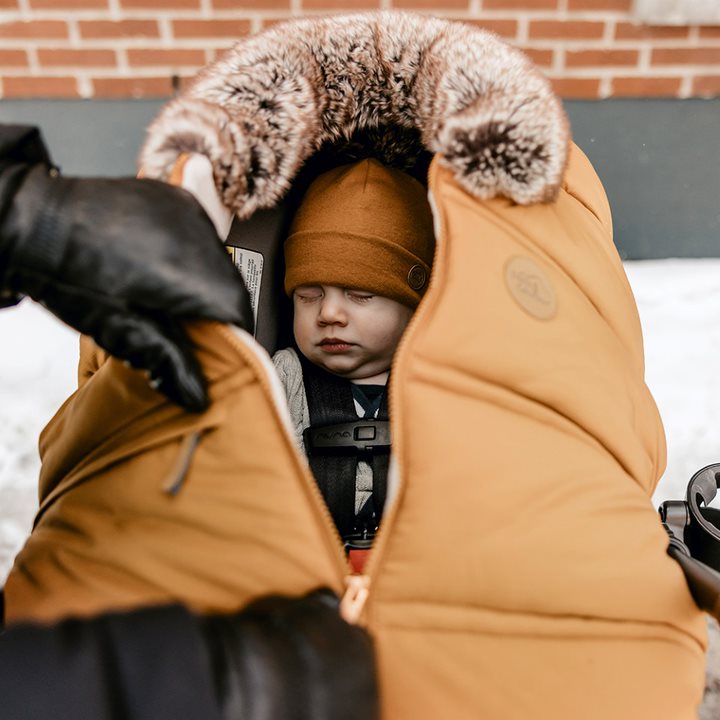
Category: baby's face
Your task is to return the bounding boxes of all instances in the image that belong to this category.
[293,285,413,383]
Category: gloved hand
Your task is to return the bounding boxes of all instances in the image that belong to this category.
[202,589,379,720]
[0,161,253,412]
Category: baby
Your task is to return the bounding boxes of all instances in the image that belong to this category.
[273,158,435,562]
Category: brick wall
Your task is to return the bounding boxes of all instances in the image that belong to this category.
[0,0,718,99]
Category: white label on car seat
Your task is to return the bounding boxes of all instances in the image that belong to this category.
[227,247,263,328]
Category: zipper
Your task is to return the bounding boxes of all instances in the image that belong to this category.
[217,325,383,626]
[340,574,371,624]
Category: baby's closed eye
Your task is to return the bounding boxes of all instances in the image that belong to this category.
[295,286,323,302]
[346,290,374,303]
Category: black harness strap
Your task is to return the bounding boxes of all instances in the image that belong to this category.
[299,354,389,540]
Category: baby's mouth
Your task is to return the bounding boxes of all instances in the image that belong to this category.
[319,338,354,353]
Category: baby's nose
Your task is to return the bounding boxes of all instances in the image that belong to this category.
[318,297,347,324]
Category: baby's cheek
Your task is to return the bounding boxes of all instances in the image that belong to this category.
[293,315,312,351]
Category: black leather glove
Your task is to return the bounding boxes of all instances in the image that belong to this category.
[202,589,379,720]
[0,151,253,412]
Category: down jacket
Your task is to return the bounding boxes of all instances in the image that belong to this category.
[4,12,707,719]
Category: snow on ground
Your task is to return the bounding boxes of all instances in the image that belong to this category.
[0,300,79,582]
[1,259,719,576]
[628,260,720,505]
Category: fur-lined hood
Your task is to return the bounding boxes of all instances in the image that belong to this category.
[140,11,570,219]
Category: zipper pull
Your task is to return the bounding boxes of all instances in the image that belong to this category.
[340,574,370,624]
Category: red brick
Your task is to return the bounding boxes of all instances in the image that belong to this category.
[611,76,682,96]
[520,48,554,67]
[550,77,601,98]
[391,0,466,7]
[209,45,235,61]
[566,49,639,67]
[30,0,107,7]
[259,17,294,30]
[37,48,117,67]
[529,20,605,40]
[172,19,251,38]
[302,0,378,8]
[214,0,288,7]
[567,0,630,9]
[699,27,720,39]
[693,75,720,96]
[79,20,160,39]
[464,19,519,39]
[615,22,689,40]
[127,48,206,66]
[0,21,69,39]
[3,76,79,98]
[652,48,720,65]
[484,0,556,8]
[120,0,198,8]
[92,76,176,98]
[0,49,29,66]
[0,0,18,7]
[392,0,466,7]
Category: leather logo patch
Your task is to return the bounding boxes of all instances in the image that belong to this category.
[504,256,557,321]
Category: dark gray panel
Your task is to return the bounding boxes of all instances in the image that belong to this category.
[0,99,164,177]
[1,98,718,258]
[565,99,720,259]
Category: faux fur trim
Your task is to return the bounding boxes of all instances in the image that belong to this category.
[140,11,569,218]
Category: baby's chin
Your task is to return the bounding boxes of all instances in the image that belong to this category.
[298,345,391,381]
[319,358,390,384]
[317,357,364,377]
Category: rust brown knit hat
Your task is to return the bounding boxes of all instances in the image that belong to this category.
[284,159,435,309]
